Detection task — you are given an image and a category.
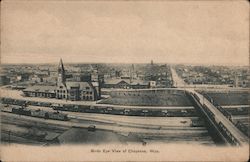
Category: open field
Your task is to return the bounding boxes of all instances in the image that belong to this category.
[203,91,249,105]
[100,91,192,106]
[100,96,192,106]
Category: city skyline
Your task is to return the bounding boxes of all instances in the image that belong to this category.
[1,1,249,65]
[1,60,249,67]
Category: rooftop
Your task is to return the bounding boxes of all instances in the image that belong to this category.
[23,85,56,93]
[66,81,91,90]
[104,78,148,85]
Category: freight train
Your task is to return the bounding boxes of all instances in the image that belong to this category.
[2,105,69,121]
[0,97,197,117]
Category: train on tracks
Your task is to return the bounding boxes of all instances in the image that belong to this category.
[0,97,196,117]
[1,104,69,121]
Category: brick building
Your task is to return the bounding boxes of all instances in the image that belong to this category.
[23,59,101,101]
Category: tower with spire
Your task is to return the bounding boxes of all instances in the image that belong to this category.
[55,58,100,101]
[57,58,66,85]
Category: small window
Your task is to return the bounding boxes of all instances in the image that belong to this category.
[86,87,90,90]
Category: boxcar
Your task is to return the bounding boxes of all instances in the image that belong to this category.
[12,107,31,116]
[30,109,47,118]
[47,111,68,121]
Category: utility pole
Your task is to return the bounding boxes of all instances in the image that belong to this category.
[8,130,11,144]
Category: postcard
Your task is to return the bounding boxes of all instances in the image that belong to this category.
[0,0,249,161]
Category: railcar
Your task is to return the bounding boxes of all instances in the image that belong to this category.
[12,107,31,116]
[30,109,47,118]
[124,109,131,115]
[0,104,12,113]
[47,111,68,121]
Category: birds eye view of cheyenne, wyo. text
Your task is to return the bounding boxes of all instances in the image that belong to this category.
[0,0,249,161]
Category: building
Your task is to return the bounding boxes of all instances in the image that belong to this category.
[0,74,10,86]
[55,59,101,101]
[17,73,30,82]
[56,59,95,100]
[23,85,56,98]
[59,82,97,101]
[71,74,91,82]
[30,75,43,83]
[235,75,250,88]
[23,59,101,101]
[148,81,156,88]
[103,78,149,89]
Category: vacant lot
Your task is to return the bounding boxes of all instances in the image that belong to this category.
[100,93,192,106]
[204,91,248,105]
[58,128,141,144]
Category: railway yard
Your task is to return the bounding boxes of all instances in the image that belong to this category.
[1,104,214,145]
[0,88,249,146]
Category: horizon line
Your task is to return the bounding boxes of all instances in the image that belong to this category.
[1,61,248,67]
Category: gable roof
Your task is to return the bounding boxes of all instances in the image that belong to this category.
[104,78,130,85]
[104,78,148,85]
[23,85,56,93]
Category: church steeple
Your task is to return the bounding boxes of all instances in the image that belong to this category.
[58,58,65,73]
[57,58,66,85]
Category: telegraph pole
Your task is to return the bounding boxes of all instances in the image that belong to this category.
[8,130,11,144]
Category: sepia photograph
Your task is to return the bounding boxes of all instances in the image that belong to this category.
[0,0,249,161]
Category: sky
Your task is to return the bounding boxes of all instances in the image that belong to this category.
[1,0,249,65]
